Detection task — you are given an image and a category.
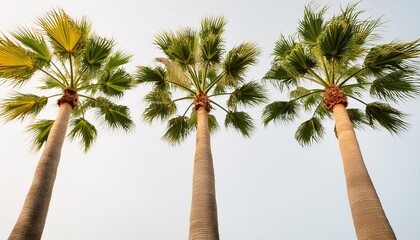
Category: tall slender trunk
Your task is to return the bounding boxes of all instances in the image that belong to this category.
[188,107,219,240]
[9,103,73,240]
[333,104,396,240]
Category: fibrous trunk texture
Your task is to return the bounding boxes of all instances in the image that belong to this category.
[333,104,396,240]
[324,85,348,111]
[9,103,73,240]
[188,107,219,240]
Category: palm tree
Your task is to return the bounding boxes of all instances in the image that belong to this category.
[135,16,266,240]
[262,3,420,240]
[0,9,134,239]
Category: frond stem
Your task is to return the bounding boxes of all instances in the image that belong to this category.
[204,70,226,94]
[209,100,229,114]
[338,68,365,87]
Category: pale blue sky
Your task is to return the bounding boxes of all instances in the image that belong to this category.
[1,1,419,239]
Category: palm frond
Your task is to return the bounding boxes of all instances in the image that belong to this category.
[26,119,55,151]
[298,3,327,46]
[364,40,420,74]
[347,108,368,129]
[227,81,267,109]
[318,16,354,61]
[0,36,37,83]
[221,42,260,87]
[284,43,317,75]
[37,9,84,57]
[262,100,300,125]
[200,16,226,38]
[11,27,51,63]
[106,51,132,70]
[155,57,193,90]
[83,36,114,70]
[263,63,298,91]
[370,70,420,101]
[273,35,296,61]
[365,102,408,133]
[98,68,132,97]
[93,97,134,131]
[154,31,175,58]
[142,90,177,123]
[0,92,47,121]
[162,115,192,145]
[200,16,226,65]
[135,65,167,91]
[295,117,324,146]
[164,27,198,66]
[224,111,254,137]
[68,117,97,153]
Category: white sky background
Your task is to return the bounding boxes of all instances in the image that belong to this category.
[0,0,419,239]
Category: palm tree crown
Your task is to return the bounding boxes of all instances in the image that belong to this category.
[0,9,134,151]
[263,3,420,144]
[135,16,266,143]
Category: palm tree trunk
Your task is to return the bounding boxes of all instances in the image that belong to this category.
[188,107,219,240]
[9,103,73,240]
[333,104,396,240]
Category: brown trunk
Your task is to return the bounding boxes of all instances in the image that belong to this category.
[9,103,73,240]
[333,103,396,240]
[188,107,219,240]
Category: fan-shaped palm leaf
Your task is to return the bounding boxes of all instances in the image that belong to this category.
[12,27,51,63]
[273,35,296,61]
[98,68,132,97]
[364,40,420,74]
[142,90,177,123]
[220,42,260,87]
[365,102,408,133]
[227,81,267,109]
[347,108,368,129]
[83,36,114,70]
[0,93,47,121]
[93,97,134,131]
[224,111,254,137]
[262,100,300,125]
[284,43,317,75]
[263,63,298,91]
[37,9,84,56]
[298,3,327,46]
[68,117,97,153]
[162,115,192,145]
[155,57,193,90]
[370,70,420,101]
[200,16,226,65]
[135,65,167,91]
[318,16,354,61]
[0,37,37,82]
[106,51,132,70]
[26,119,55,151]
[295,117,324,146]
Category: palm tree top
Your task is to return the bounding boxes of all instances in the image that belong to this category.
[135,15,267,144]
[262,2,420,146]
[0,8,134,152]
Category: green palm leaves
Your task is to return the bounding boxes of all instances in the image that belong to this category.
[0,9,134,152]
[136,16,266,144]
[263,2,420,146]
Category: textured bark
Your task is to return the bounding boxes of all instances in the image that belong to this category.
[188,107,219,240]
[324,85,348,111]
[333,104,396,240]
[9,103,72,240]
